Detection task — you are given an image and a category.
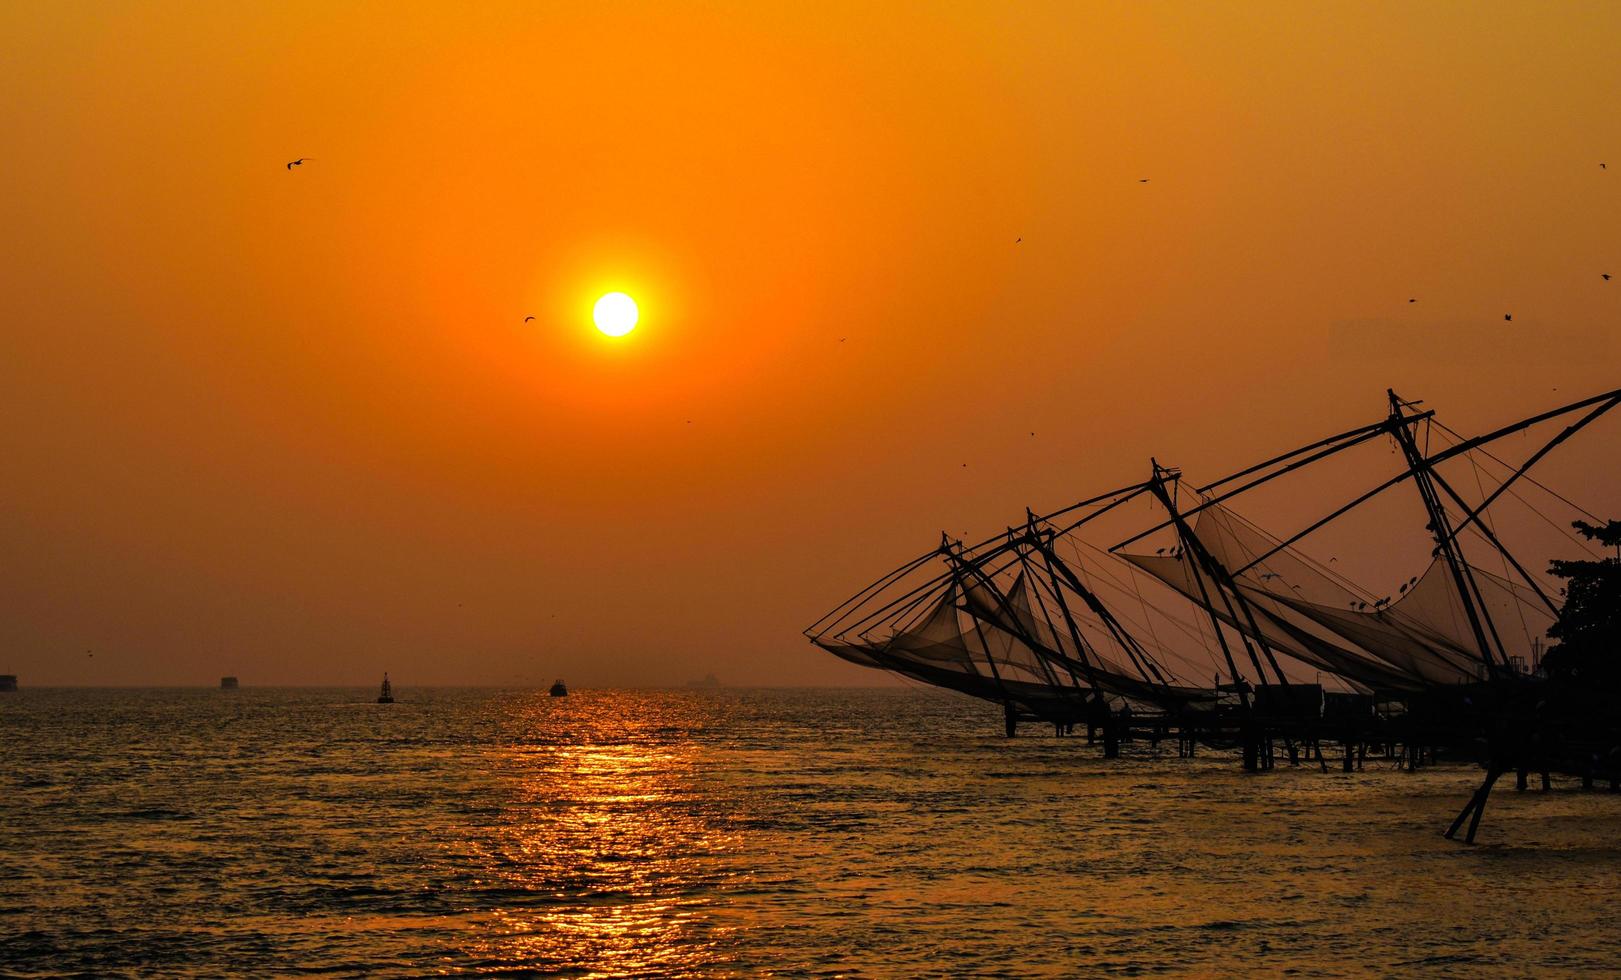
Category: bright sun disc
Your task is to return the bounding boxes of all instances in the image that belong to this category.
[593,292,639,337]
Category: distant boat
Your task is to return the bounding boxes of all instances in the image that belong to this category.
[686,673,722,689]
[0,674,15,692]
[549,679,568,697]
[377,673,395,704]
[220,676,239,690]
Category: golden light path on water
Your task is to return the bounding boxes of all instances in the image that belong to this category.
[4,688,1621,976]
[472,735,739,975]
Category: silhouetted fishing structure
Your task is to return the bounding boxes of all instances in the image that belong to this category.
[808,387,1621,842]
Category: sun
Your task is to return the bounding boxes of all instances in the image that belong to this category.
[593,292,639,337]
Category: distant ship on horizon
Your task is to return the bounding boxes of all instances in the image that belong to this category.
[220,676,239,690]
[686,673,722,689]
[377,673,394,704]
[0,674,16,692]
[549,678,568,697]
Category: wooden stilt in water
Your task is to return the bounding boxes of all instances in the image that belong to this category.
[1004,703,1017,738]
[1445,768,1503,844]
[1464,769,1501,844]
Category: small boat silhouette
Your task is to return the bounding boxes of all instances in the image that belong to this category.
[549,679,568,697]
[377,673,395,704]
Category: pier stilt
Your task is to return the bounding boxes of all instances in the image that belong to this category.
[1445,768,1503,844]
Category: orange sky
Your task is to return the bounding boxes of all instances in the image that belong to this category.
[2,1,1618,686]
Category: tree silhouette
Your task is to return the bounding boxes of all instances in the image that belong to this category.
[1542,520,1621,689]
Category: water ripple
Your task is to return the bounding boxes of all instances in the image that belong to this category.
[4,688,1621,976]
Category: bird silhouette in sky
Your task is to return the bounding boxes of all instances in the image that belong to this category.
[1138,178,1150,183]
[1504,314,1513,321]
[1603,274,1612,281]
[524,315,535,322]
[1329,557,1339,563]
[1015,238,1022,244]
[1603,163,1608,169]
[1408,298,1417,303]
[839,337,846,342]
[286,158,312,170]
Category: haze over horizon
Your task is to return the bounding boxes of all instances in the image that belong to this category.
[3,1,1619,687]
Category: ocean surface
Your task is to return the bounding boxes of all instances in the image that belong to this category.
[4,687,1621,977]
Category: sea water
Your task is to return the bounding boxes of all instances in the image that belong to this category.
[3,687,1619,976]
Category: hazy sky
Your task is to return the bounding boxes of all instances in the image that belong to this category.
[2,1,1618,686]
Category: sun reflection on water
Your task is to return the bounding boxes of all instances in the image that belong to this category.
[461,693,744,976]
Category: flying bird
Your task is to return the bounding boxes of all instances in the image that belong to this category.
[1603,163,1608,169]
[1015,238,1022,244]
[1408,298,1417,303]
[524,315,535,322]
[1137,178,1150,183]
[1504,314,1512,321]
[1604,274,1612,281]
[286,158,313,170]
